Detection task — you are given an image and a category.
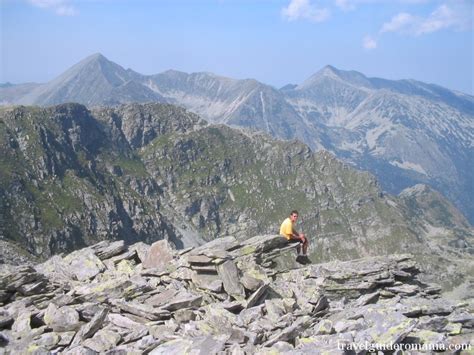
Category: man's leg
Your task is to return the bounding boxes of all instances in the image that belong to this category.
[296,244,301,255]
[302,237,309,255]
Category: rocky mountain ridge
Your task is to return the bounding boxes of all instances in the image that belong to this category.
[1,54,472,225]
[0,236,473,353]
[0,103,473,294]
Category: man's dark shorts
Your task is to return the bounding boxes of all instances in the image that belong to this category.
[283,236,303,244]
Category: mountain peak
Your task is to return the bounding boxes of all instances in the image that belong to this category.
[76,53,111,67]
[320,65,340,75]
[297,65,373,90]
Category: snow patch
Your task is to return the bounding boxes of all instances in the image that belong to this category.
[390,160,428,175]
[145,80,163,95]
[339,141,364,154]
[260,91,271,133]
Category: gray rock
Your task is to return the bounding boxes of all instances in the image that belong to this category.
[58,331,76,346]
[314,319,334,335]
[246,284,268,308]
[32,332,61,349]
[71,307,109,346]
[149,338,193,354]
[145,288,179,307]
[362,308,418,346]
[186,254,214,264]
[113,300,170,320]
[11,310,32,335]
[240,273,263,292]
[191,273,223,292]
[235,235,287,257]
[217,260,245,300]
[263,316,311,347]
[191,236,239,254]
[334,318,366,333]
[64,346,98,354]
[129,242,150,263]
[385,284,419,296]
[35,255,75,283]
[355,291,379,307]
[142,240,174,270]
[91,240,126,260]
[174,309,196,324]
[448,311,474,328]
[107,313,146,331]
[44,303,81,332]
[82,328,121,353]
[64,249,106,281]
[161,292,202,311]
[265,300,287,323]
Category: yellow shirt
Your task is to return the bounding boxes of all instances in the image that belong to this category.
[280,217,294,240]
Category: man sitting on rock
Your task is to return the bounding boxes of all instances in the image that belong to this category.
[280,210,310,263]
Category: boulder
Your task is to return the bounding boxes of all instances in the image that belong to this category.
[64,249,106,281]
[142,240,174,270]
[217,260,245,300]
[43,303,81,332]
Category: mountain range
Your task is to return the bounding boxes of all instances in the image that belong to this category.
[0,103,473,294]
[1,53,473,228]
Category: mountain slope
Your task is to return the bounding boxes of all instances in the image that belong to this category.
[285,67,474,224]
[0,103,472,291]
[1,54,472,224]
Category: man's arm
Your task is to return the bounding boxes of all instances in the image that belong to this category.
[291,228,304,241]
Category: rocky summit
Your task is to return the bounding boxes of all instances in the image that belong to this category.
[1,236,473,354]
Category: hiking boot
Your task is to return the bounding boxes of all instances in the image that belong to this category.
[296,255,306,264]
[296,255,311,264]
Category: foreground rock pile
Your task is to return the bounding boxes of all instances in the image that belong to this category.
[0,235,473,354]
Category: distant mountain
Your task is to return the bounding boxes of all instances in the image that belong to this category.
[8,54,165,106]
[285,65,474,225]
[1,54,472,224]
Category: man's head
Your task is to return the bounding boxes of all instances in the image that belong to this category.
[290,210,299,223]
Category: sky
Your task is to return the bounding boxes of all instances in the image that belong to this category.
[1,0,473,94]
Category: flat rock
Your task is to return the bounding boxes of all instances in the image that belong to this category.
[108,313,146,331]
[82,328,121,352]
[234,235,287,257]
[91,240,126,260]
[161,292,203,311]
[113,300,170,320]
[142,240,174,270]
[186,254,215,265]
[190,236,240,255]
[362,308,418,346]
[64,249,106,281]
[145,288,179,307]
[191,273,223,292]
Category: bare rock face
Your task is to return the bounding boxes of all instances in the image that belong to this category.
[0,237,472,353]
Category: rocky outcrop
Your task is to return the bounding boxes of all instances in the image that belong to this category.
[1,103,472,293]
[1,236,472,353]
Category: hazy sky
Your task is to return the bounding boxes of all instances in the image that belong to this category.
[1,0,473,93]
